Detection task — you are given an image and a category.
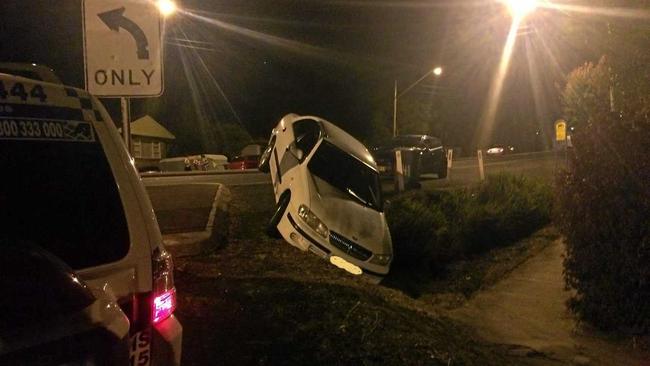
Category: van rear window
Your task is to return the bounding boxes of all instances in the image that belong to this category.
[0,118,130,269]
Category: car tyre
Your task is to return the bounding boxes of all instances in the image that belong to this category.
[258,136,275,173]
[267,191,290,238]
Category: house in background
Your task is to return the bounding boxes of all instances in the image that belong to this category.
[128,115,176,170]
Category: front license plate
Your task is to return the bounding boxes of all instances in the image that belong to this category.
[330,256,363,275]
[129,329,151,366]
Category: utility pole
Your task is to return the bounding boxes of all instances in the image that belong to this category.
[393,80,398,137]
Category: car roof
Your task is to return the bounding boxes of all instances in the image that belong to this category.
[305,116,377,169]
[0,63,63,84]
[0,73,104,123]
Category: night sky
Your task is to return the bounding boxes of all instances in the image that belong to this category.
[0,0,603,154]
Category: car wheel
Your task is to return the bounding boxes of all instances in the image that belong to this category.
[258,137,276,173]
[267,191,290,238]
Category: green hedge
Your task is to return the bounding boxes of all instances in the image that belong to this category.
[558,55,650,334]
[386,174,552,272]
[556,124,650,334]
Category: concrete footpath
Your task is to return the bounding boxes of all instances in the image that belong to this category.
[450,239,649,365]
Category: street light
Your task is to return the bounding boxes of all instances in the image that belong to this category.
[393,66,443,137]
[157,0,177,17]
[503,0,538,19]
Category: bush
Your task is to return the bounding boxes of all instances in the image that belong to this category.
[386,174,552,272]
[557,54,650,334]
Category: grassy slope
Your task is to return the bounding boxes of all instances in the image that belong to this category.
[174,185,542,365]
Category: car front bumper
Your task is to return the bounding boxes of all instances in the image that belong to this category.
[282,212,391,279]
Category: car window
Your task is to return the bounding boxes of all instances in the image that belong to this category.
[0,118,130,270]
[423,137,442,148]
[308,140,382,211]
[293,119,321,158]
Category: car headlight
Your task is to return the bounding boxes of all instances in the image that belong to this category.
[370,254,392,266]
[298,205,329,238]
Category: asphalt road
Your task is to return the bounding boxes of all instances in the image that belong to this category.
[142,151,560,191]
[145,151,560,234]
[147,184,220,234]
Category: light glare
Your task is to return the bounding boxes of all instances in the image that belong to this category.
[433,67,443,76]
[157,0,177,17]
[505,0,538,19]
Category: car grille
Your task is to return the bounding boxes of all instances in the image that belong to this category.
[329,231,372,261]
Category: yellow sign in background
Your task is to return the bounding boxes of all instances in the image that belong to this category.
[555,120,567,141]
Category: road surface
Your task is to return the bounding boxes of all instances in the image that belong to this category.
[142,151,559,190]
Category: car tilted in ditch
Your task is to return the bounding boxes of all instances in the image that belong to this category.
[259,114,393,282]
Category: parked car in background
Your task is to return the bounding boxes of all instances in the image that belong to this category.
[227,155,260,170]
[0,74,182,365]
[486,144,516,156]
[371,134,448,179]
[159,154,228,172]
[259,113,393,282]
[240,143,263,157]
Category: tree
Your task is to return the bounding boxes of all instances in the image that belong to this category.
[219,123,254,158]
[561,57,611,129]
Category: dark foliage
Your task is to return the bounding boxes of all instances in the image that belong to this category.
[558,54,650,334]
[557,123,650,334]
[386,174,552,272]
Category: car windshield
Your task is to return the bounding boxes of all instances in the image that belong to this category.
[307,140,382,211]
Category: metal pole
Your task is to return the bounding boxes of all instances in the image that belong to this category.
[394,150,404,192]
[121,97,131,153]
[393,80,398,137]
[477,149,485,181]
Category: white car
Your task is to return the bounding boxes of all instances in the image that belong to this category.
[0,73,182,365]
[259,114,393,281]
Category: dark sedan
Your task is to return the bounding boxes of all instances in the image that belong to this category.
[371,135,448,179]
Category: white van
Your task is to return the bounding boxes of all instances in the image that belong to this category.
[0,74,182,365]
[259,114,393,281]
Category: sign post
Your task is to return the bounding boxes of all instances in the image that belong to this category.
[120,97,130,152]
[477,149,485,181]
[446,148,453,180]
[394,150,404,193]
[83,0,164,148]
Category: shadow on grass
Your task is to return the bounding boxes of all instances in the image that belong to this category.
[175,271,515,366]
[381,228,560,307]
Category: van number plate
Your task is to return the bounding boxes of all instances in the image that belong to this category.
[129,328,151,366]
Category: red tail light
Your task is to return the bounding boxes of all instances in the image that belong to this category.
[153,288,176,324]
[151,248,176,324]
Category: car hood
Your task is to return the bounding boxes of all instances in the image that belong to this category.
[308,176,392,256]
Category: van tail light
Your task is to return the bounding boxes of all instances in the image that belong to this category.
[151,248,176,324]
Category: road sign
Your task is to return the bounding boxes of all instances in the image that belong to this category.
[555,119,567,141]
[83,0,163,97]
